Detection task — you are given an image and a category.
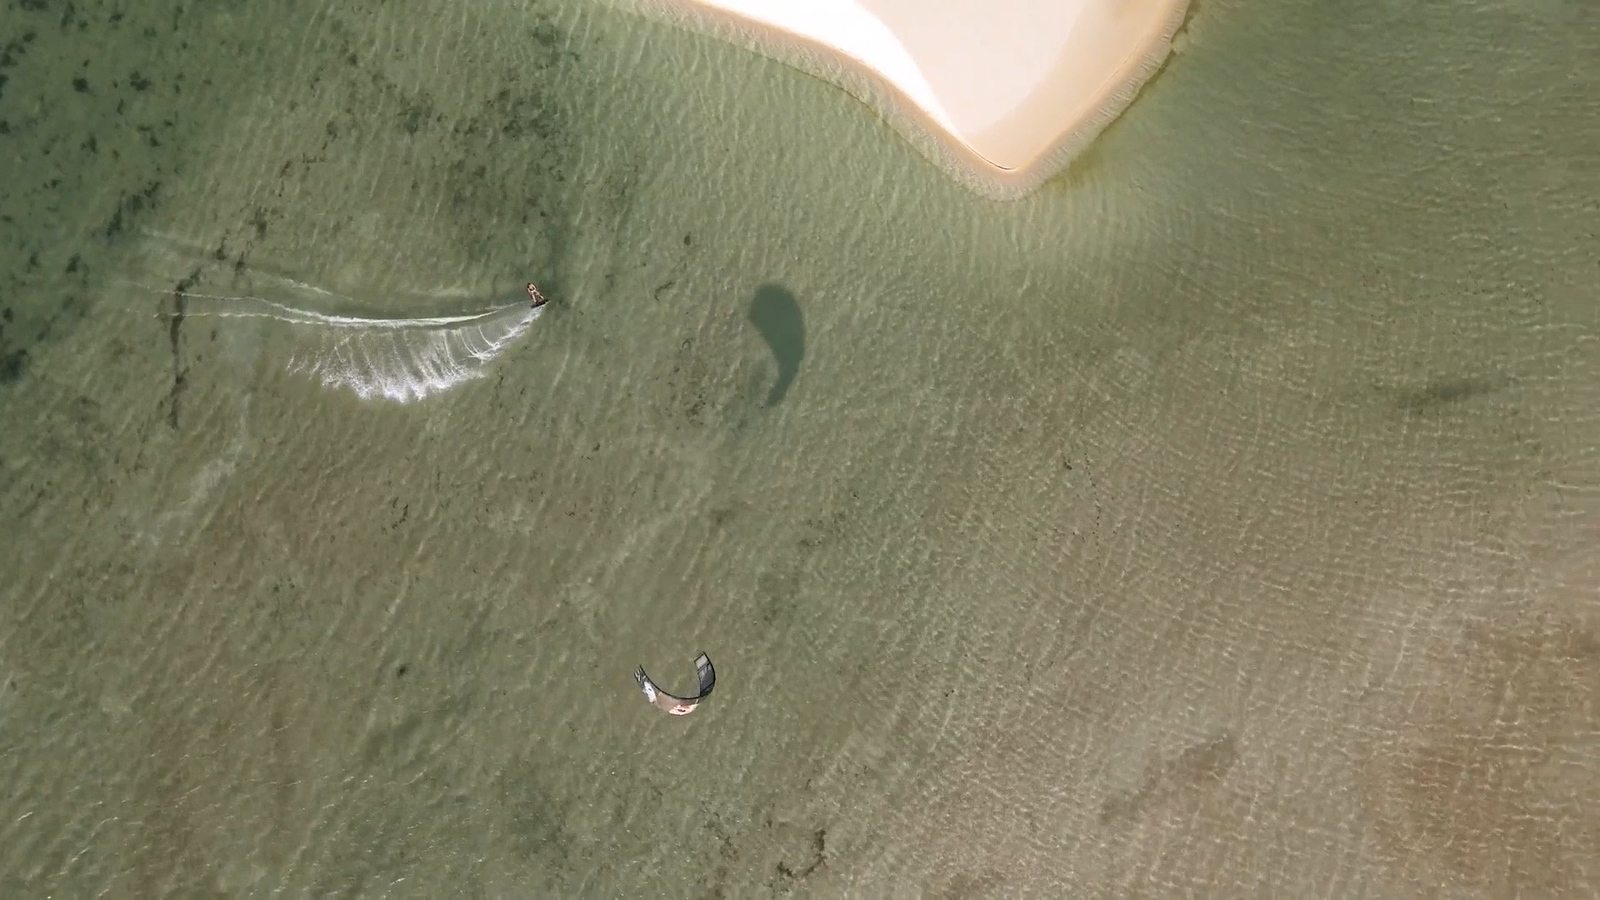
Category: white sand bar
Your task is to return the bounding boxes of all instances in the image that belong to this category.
[616,0,1191,197]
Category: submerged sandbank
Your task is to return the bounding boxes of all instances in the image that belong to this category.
[610,0,1190,198]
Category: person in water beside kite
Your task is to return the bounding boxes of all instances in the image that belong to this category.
[527,283,550,309]
[635,653,716,716]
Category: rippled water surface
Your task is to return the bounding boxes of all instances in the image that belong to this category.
[1,0,1596,895]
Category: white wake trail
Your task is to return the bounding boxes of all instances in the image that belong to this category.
[119,269,544,404]
[181,290,541,403]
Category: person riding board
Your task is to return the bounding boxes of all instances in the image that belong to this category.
[527,283,550,309]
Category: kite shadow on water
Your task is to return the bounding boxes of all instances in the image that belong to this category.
[747,283,804,407]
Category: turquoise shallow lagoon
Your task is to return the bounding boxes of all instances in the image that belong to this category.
[1,0,1596,894]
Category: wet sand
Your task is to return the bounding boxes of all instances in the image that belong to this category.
[1,0,1598,895]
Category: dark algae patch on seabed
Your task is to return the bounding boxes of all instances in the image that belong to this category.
[0,0,590,394]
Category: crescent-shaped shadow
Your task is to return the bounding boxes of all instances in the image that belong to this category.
[748,284,804,406]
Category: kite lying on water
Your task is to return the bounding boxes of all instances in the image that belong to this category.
[634,653,716,716]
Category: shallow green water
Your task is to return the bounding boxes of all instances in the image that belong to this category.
[1,0,1597,895]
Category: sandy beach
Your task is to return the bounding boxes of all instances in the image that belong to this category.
[610,0,1192,196]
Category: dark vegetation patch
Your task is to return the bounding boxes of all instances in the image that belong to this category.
[1394,376,1500,414]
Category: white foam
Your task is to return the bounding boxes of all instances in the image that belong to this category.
[284,302,540,403]
[170,290,541,404]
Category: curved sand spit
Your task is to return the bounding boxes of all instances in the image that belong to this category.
[610,0,1191,198]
